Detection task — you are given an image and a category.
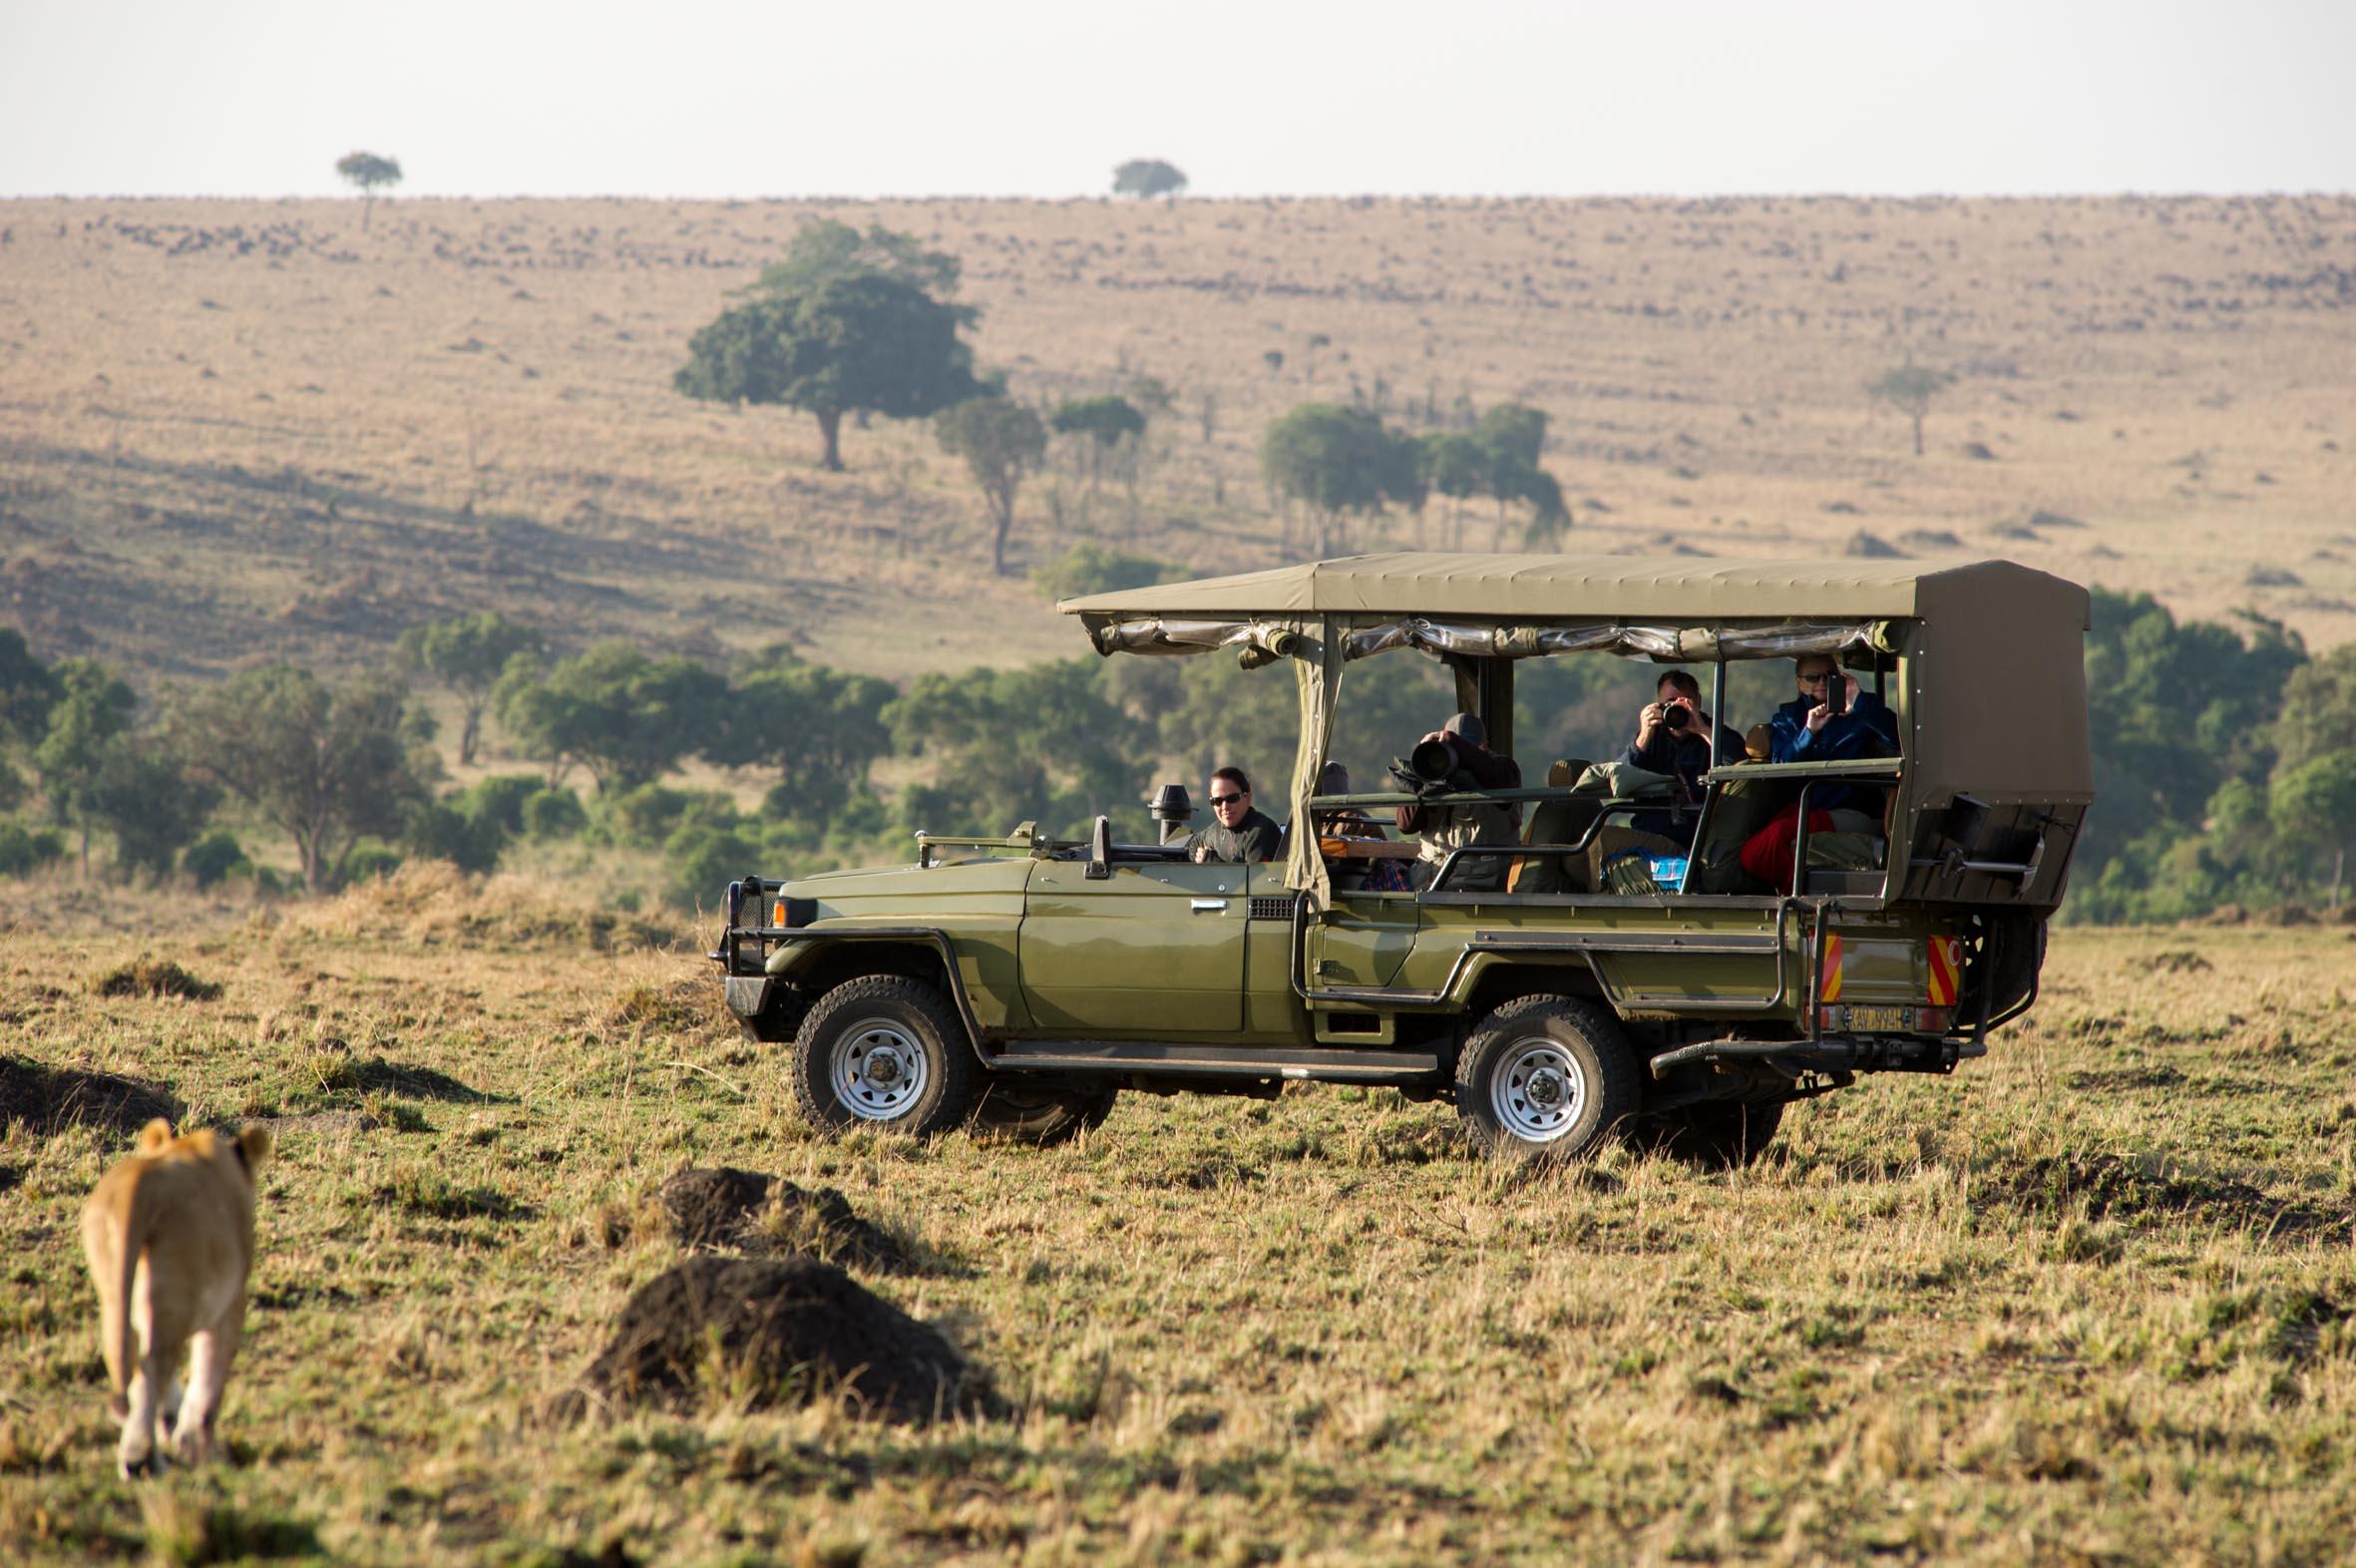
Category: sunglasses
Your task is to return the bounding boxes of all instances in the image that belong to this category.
[1210,793,1247,806]
[1797,670,1835,685]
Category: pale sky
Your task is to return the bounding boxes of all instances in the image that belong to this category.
[4,0,2352,199]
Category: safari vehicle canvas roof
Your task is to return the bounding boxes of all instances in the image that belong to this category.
[1063,552,2094,895]
[1058,552,2091,626]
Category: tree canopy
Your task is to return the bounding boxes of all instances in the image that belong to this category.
[1261,404,1424,557]
[706,651,897,819]
[747,219,966,302]
[936,397,1049,575]
[1112,160,1188,199]
[396,611,545,766]
[675,272,981,471]
[494,642,715,794]
[1868,361,1954,457]
[334,152,403,229]
[170,665,426,893]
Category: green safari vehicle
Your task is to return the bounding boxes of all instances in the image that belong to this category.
[714,554,2093,1162]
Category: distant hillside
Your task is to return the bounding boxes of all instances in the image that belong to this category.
[2,193,2350,687]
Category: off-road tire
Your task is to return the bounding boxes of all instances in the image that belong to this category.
[1640,1098,1787,1169]
[1455,994,1641,1160]
[792,977,979,1138]
[740,980,811,1045]
[968,1079,1119,1146]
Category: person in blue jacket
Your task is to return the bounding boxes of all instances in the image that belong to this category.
[1768,653,1899,823]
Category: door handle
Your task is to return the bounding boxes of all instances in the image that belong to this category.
[1190,899,1229,913]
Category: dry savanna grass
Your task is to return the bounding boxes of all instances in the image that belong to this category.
[1,194,2351,696]
[0,875,2351,1564]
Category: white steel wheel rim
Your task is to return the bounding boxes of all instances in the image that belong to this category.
[831,1018,931,1121]
[1491,1038,1587,1144]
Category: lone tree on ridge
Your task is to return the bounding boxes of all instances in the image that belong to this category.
[1868,359,1954,458]
[1113,160,1188,199]
[334,152,403,230]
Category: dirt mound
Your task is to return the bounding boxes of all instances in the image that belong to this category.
[0,1056,181,1136]
[656,1167,913,1274]
[90,958,221,1000]
[558,1257,988,1423]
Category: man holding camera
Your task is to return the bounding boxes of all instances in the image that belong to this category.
[1625,669,1744,796]
[1395,712,1521,891]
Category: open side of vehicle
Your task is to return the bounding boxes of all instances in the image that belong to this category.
[714,554,2093,1163]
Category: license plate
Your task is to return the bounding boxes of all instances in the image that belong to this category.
[1846,1004,1909,1032]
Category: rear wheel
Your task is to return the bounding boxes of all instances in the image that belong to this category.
[1454,994,1640,1160]
[1641,1098,1787,1168]
[969,1079,1118,1146]
[791,977,979,1137]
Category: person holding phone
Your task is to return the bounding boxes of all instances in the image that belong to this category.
[1767,653,1900,816]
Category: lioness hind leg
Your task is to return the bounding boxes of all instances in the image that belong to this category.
[171,1332,228,1465]
[117,1364,162,1479]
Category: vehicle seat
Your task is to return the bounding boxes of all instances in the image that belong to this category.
[1508,758,1596,894]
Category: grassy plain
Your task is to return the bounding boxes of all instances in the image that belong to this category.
[1,871,2351,1565]
[2,194,2353,694]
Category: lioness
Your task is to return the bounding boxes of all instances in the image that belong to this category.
[79,1119,272,1477]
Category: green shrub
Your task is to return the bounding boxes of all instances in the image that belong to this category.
[0,818,66,877]
[521,786,588,840]
[600,784,737,849]
[460,773,545,836]
[667,823,759,910]
[405,799,507,875]
[338,838,404,885]
[183,830,248,888]
[1031,544,1179,601]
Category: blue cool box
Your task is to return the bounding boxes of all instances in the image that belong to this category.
[1649,856,1689,888]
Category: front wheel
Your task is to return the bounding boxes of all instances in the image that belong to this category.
[1454,994,1640,1160]
[791,977,979,1137]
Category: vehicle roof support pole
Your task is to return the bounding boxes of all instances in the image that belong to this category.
[1712,656,1729,754]
[1479,656,1514,760]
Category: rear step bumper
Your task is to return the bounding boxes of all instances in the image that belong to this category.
[1649,1036,1986,1079]
[990,1039,1440,1083]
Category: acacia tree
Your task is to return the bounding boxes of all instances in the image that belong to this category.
[1868,360,1954,457]
[937,397,1049,575]
[1050,395,1145,496]
[746,218,963,300]
[170,666,426,893]
[675,273,980,472]
[1112,160,1188,199]
[334,152,403,230]
[2270,750,2356,910]
[493,642,713,794]
[707,652,898,818]
[395,611,545,766]
[1261,404,1424,558]
[33,658,135,876]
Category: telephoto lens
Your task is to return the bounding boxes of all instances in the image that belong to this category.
[1663,703,1691,731]
[1408,737,1460,782]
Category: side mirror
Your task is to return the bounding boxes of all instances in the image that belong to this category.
[1085,815,1113,880]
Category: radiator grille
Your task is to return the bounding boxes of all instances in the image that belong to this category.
[1249,895,1298,922]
